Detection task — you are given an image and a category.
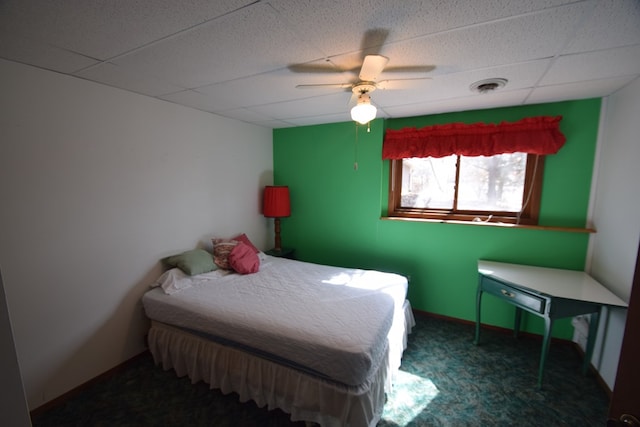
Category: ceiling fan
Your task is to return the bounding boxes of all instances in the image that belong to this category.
[294,54,433,124]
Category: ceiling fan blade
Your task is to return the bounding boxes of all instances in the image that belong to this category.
[359,55,389,81]
[376,77,433,90]
[384,65,436,74]
[295,83,353,90]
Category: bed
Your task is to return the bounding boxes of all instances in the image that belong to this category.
[142,252,414,427]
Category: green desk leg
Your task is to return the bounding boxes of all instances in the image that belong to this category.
[474,284,483,345]
[583,309,600,375]
[537,316,554,389]
[514,307,523,338]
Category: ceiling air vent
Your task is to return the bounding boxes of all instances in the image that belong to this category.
[470,78,508,94]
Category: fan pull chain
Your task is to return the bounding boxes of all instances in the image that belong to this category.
[354,122,359,171]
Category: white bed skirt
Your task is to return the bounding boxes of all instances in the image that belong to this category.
[148,300,415,427]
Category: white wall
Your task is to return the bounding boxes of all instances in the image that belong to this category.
[587,76,640,389]
[0,59,273,409]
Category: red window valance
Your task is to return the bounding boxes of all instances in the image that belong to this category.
[382,116,566,159]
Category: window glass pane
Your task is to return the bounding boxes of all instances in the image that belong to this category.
[457,153,526,211]
[400,156,456,209]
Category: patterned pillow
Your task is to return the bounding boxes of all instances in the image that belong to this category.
[212,238,239,270]
[228,241,260,274]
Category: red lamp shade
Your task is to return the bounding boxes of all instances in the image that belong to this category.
[263,186,290,218]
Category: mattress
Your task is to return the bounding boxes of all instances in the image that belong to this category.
[142,256,409,387]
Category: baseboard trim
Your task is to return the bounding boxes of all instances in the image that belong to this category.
[571,341,613,398]
[413,308,575,345]
[29,350,150,418]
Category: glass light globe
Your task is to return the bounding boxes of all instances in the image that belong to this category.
[350,100,377,124]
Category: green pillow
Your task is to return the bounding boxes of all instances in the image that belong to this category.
[162,249,217,276]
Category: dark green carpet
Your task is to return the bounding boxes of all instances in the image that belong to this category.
[31,315,609,426]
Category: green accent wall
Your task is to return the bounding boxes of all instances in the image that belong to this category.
[273,99,601,339]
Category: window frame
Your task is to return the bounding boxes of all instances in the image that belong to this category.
[387,154,545,225]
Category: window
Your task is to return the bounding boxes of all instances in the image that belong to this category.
[382,116,565,226]
[388,153,544,225]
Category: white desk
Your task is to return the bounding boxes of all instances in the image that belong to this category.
[474,260,627,388]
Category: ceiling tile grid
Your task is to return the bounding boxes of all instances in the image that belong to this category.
[540,44,640,86]
[1,0,639,128]
[76,62,186,97]
[0,0,256,60]
[0,33,99,74]
[564,0,640,54]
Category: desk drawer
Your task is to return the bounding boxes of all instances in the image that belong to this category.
[481,276,546,314]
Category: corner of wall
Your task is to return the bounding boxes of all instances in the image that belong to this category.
[585,96,608,273]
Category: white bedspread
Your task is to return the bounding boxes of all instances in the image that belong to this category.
[142,256,408,387]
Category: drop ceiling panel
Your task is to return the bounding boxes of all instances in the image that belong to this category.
[541,45,640,86]
[283,112,360,127]
[373,59,551,107]
[77,62,185,97]
[160,89,234,114]
[113,2,326,88]
[248,92,353,120]
[384,88,532,118]
[0,0,254,60]
[527,76,638,104]
[269,0,426,57]
[564,0,640,54]
[252,118,294,128]
[0,34,99,74]
[391,2,591,76]
[213,107,281,124]
[197,69,354,111]
[269,0,576,57]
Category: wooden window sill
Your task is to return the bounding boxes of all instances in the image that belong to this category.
[380,216,596,233]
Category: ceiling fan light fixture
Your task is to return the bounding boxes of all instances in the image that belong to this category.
[351,93,377,125]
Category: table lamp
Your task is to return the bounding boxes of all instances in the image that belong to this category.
[263,186,290,252]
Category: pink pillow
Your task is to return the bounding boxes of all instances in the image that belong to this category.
[228,242,260,274]
[232,233,260,254]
